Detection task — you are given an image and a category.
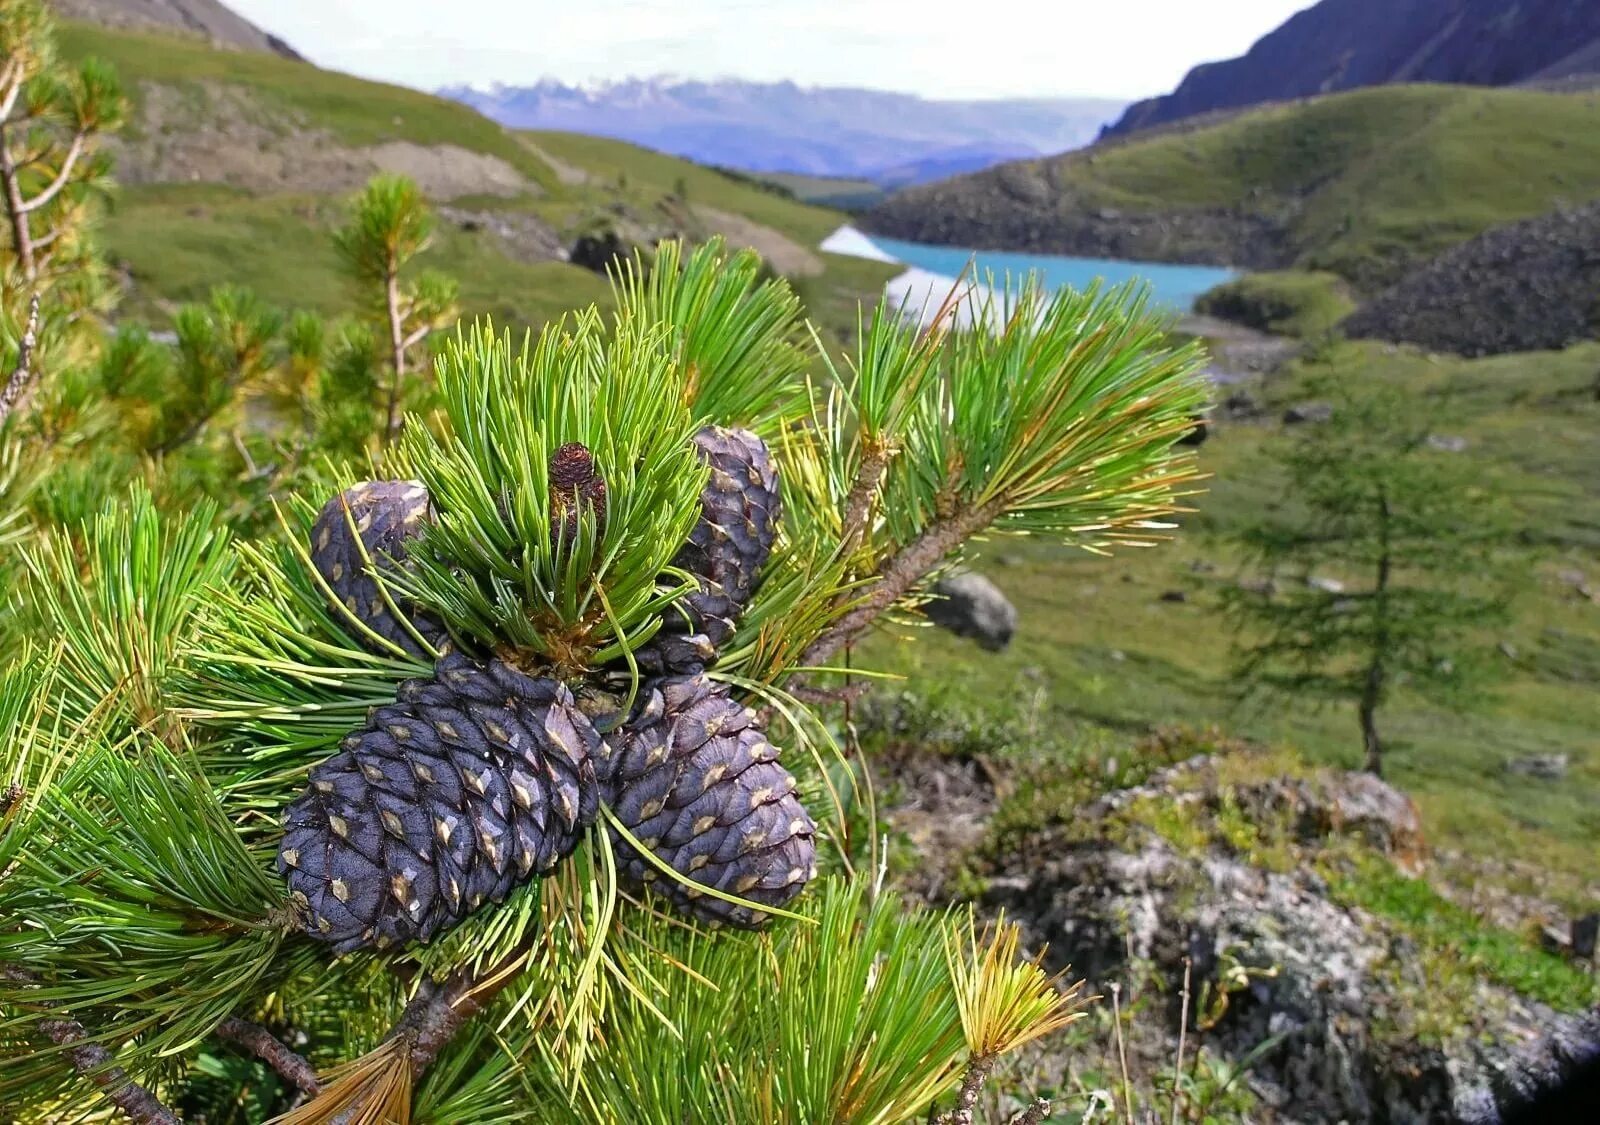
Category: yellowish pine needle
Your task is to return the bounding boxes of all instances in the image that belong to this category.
[944,910,1089,1059]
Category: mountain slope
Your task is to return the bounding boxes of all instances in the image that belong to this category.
[54,22,890,334]
[445,79,1123,184]
[53,0,302,58]
[864,84,1600,292]
[1105,0,1600,138]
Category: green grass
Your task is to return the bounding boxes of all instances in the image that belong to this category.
[1329,855,1598,1013]
[522,130,850,246]
[1194,271,1356,337]
[860,338,1600,892]
[104,185,611,328]
[757,170,887,211]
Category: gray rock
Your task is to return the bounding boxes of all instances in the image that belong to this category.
[1284,402,1333,425]
[921,572,1017,651]
[1428,434,1470,453]
[1572,914,1599,962]
[1506,753,1570,780]
[981,759,1595,1124]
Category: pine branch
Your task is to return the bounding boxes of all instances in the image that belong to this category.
[1008,1098,1051,1125]
[0,293,42,426]
[3,970,181,1125]
[18,130,86,214]
[800,496,1003,669]
[214,1017,321,1098]
[934,1053,995,1125]
[837,440,889,554]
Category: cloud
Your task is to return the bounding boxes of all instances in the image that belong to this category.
[227,0,1315,99]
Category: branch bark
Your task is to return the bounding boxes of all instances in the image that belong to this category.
[0,292,42,426]
[837,443,889,554]
[2,969,182,1125]
[934,1053,995,1125]
[800,497,1003,670]
[214,1017,320,1098]
[18,130,84,214]
[0,122,37,279]
[382,255,406,445]
[1360,488,1392,776]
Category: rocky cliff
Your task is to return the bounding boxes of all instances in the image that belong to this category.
[1105,0,1600,138]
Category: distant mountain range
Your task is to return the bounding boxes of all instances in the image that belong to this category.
[1104,0,1600,138]
[443,79,1125,186]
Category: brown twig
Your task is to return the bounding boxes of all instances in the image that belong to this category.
[838,442,889,554]
[1008,1098,1052,1125]
[215,1017,321,1098]
[934,1053,995,1125]
[3,968,182,1123]
[801,497,1004,670]
[1110,982,1134,1125]
[0,292,41,426]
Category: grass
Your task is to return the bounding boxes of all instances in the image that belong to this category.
[521,130,850,246]
[1328,855,1598,1014]
[103,184,612,328]
[882,84,1600,289]
[859,338,1600,893]
[1193,271,1356,338]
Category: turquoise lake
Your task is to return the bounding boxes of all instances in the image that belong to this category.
[862,233,1236,312]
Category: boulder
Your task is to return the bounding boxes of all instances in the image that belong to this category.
[568,227,629,274]
[1284,401,1333,425]
[983,758,1596,1124]
[922,572,1017,651]
[1506,753,1570,780]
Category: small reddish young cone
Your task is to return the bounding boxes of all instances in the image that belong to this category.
[548,441,608,549]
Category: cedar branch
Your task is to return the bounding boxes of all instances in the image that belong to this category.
[214,1017,321,1098]
[800,496,1004,669]
[2,970,182,1125]
[0,292,42,426]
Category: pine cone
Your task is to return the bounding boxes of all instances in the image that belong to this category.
[607,675,815,928]
[548,441,608,549]
[310,480,444,658]
[278,653,610,952]
[634,426,780,676]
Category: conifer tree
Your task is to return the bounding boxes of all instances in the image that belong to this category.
[1222,375,1510,775]
[334,174,459,444]
[0,239,1207,1122]
[0,0,122,428]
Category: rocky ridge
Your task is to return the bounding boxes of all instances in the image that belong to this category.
[1343,202,1600,356]
[53,0,302,59]
[1105,0,1600,138]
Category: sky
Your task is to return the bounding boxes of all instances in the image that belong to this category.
[225,0,1316,101]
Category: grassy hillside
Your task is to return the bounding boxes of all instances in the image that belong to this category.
[864,338,1600,900]
[867,84,1600,291]
[59,23,893,334]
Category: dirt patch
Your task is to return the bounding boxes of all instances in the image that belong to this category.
[517,137,591,187]
[695,206,823,277]
[876,749,1003,901]
[115,81,533,201]
[438,206,565,264]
